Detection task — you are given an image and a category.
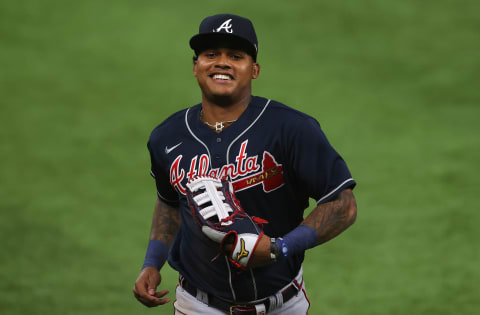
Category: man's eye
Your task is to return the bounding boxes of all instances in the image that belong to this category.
[206,53,216,58]
[232,55,243,60]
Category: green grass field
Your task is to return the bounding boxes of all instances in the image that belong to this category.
[1,1,479,314]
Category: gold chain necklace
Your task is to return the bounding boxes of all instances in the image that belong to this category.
[200,110,237,132]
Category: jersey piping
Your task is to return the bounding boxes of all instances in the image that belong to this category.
[226,99,271,164]
[316,178,355,204]
[185,107,213,169]
[150,170,178,203]
[156,191,178,203]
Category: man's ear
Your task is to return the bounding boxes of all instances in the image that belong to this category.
[193,59,198,77]
[252,62,260,79]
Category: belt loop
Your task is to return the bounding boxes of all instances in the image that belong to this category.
[254,303,266,314]
[196,288,209,305]
[268,294,277,311]
[275,291,284,309]
[292,279,302,291]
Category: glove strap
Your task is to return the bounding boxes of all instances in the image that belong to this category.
[230,232,264,269]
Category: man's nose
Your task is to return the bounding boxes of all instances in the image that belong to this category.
[215,53,231,68]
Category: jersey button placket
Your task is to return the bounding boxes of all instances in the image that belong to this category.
[210,136,226,169]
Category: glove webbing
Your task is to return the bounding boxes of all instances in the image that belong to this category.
[189,178,233,223]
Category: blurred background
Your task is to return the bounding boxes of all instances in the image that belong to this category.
[1,0,478,314]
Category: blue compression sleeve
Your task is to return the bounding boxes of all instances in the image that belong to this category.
[142,240,169,270]
[278,225,317,257]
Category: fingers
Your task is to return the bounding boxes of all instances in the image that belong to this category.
[133,268,170,308]
[133,285,171,307]
[153,289,168,297]
[147,281,157,296]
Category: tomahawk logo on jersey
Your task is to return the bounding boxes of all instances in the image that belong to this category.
[147,96,356,302]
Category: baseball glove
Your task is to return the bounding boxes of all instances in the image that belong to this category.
[186,176,268,270]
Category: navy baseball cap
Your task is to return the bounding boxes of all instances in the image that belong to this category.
[190,14,258,61]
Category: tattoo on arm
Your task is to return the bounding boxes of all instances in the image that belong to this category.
[149,198,181,245]
[302,188,357,245]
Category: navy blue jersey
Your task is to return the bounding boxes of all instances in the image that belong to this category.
[147,96,356,302]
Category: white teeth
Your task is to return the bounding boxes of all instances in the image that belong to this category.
[213,74,231,80]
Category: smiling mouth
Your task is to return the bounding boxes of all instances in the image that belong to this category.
[210,74,233,81]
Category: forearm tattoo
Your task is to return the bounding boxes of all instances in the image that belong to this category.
[302,189,357,245]
[149,199,181,245]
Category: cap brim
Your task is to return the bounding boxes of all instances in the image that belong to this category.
[189,33,257,60]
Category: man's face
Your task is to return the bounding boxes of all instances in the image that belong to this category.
[193,46,260,104]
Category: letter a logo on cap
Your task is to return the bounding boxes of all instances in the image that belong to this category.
[215,19,233,33]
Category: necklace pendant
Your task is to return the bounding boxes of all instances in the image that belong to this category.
[215,121,224,132]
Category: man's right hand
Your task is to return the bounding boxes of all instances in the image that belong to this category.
[133,267,170,307]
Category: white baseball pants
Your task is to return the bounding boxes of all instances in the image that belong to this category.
[174,268,310,315]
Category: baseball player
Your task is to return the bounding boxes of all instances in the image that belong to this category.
[133,14,357,315]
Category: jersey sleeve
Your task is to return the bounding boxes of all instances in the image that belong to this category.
[147,140,179,206]
[287,117,356,205]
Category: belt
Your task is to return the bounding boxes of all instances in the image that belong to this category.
[180,277,301,315]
